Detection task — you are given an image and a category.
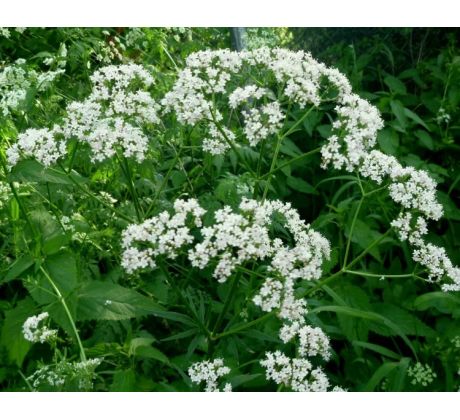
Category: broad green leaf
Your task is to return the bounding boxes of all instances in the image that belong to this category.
[413,291,460,314]
[0,298,36,366]
[110,369,136,391]
[384,75,407,95]
[77,281,164,321]
[377,128,399,155]
[348,219,381,261]
[1,255,34,285]
[30,209,68,255]
[8,159,86,185]
[369,303,435,337]
[437,191,460,221]
[311,305,417,358]
[415,130,434,150]
[390,100,408,130]
[280,138,302,158]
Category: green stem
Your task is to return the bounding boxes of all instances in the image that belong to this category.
[145,151,180,217]
[211,271,241,336]
[342,195,364,269]
[259,147,322,181]
[39,266,87,362]
[302,228,393,298]
[212,312,275,340]
[344,270,415,279]
[58,164,135,223]
[118,155,142,222]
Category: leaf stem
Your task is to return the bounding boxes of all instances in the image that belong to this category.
[39,266,86,362]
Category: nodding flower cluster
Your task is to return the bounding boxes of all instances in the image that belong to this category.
[7,63,160,167]
[22,312,58,344]
[188,358,232,392]
[122,197,337,391]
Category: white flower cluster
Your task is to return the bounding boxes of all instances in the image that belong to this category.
[202,124,235,155]
[22,312,58,344]
[1,59,63,117]
[27,358,102,390]
[279,322,331,360]
[7,63,160,167]
[162,48,351,153]
[123,197,335,392]
[122,197,330,324]
[121,198,205,274]
[311,57,459,291]
[260,350,330,392]
[188,358,232,392]
[6,128,66,168]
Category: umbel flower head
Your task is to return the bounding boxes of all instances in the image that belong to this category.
[22,312,58,344]
[7,63,161,168]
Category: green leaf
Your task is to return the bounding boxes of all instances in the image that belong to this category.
[348,219,382,261]
[369,303,435,337]
[384,75,407,95]
[77,281,164,321]
[280,138,302,158]
[29,209,68,255]
[390,100,408,130]
[25,252,79,339]
[377,128,399,155]
[286,176,317,194]
[415,130,434,150]
[134,345,170,364]
[404,108,430,131]
[362,362,399,391]
[1,255,34,285]
[413,292,460,314]
[311,305,417,358]
[352,340,401,360]
[110,369,136,391]
[437,191,460,221]
[8,160,86,185]
[0,298,36,366]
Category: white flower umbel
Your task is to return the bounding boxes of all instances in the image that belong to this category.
[6,127,66,168]
[8,63,160,167]
[279,322,331,360]
[121,198,205,274]
[188,358,232,392]
[22,312,58,344]
[260,351,330,392]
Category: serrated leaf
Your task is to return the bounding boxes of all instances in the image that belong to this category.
[369,303,435,337]
[0,298,36,366]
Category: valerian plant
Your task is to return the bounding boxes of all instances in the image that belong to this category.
[1,28,460,392]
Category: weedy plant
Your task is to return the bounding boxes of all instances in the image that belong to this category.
[0,28,459,392]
